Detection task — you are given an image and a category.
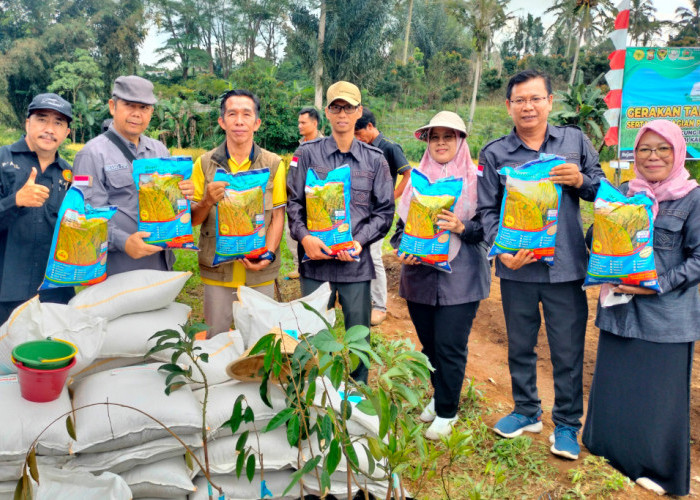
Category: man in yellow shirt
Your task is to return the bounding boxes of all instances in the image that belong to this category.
[191,89,286,336]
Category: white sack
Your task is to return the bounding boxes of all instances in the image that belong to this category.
[68,356,144,385]
[120,456,196,498]
[0,297,106,375]
[63,434,202,475]
[0,375,73,460]
[0,455,69,483]
[101,303,192,358]
[192,427,297,478]
[71,364,201,453]
[232,283,335,348]
[33,466,131,500]
[68,270,191,321]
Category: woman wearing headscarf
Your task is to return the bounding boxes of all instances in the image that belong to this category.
[582,120,700,496]
[390,111,490,440]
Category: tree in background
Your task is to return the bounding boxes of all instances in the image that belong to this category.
[286,0,398,91]
[628,0,662,46]
[547,0,613,86]
[669,0,700,46]
[448,0,509,134]
[48,49,104,142]
[410,0,470,65]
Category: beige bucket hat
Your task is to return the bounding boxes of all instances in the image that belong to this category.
[414,111,467,141]
[225,327,315,383]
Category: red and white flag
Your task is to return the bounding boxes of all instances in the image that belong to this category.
[603,0,630,146]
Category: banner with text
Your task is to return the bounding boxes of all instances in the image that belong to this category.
[620,47,700,160]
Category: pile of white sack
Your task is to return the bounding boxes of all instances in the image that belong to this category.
[0,272,389,500]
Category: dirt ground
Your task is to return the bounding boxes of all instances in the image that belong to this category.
[360,255,699,499]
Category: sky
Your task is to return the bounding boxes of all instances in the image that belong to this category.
[139,0,694,66]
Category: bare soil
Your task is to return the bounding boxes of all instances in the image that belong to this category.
[277,254,700,498]
[377,254,700,499]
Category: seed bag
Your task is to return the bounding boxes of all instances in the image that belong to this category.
[488,154,564,266]
[213,168,273,265]
[132,156,197,249]
[584,179,661,291]
[40,186,116,290]
[398,169,463,272]
[303,165,357,261]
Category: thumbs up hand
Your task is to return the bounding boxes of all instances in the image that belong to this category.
[15,168,50,207]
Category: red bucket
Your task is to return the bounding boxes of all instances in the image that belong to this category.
[12,356,76,402]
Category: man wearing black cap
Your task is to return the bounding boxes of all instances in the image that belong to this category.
[73,75,193,275]
[0,93,74,324]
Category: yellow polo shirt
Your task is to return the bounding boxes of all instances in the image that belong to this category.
[192,156,287,288]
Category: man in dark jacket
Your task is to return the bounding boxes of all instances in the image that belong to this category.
[0,93,74,323]
[287,81,395,383]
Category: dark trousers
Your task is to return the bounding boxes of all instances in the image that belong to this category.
[0,288,75,326]
[407,300,479,418]
[301,277,371,383]
[500,279,587,429]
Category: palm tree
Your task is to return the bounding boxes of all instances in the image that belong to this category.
[547,0,613,86]
[448,0,509,134]
[675,0,700,39]
[402,0,415,64]
[629,0,662,45]
[545,0,577,58]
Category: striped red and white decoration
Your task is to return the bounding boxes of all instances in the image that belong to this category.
[603,0,631,146]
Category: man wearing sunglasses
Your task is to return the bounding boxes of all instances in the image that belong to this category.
[287,81,395,384]
[477,69,605,460]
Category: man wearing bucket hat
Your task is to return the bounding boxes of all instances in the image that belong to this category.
[477,69,605,460]
[73,75,194,275]
[286,81,395,384]
[0,93,75,324]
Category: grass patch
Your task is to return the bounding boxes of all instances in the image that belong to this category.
[562,455,634,499]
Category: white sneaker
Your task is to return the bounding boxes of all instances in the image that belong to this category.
[425,415,458,440]
[419,398,436,422]
[635,477,666,495]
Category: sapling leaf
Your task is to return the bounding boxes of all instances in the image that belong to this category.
[185,450,194,471]
[243,406,254,423]
[355,399,377,416]
[343,437,359,468]
[13,475,22,500]
[235,431,249,452]
[199,353,209,364]
[286,414,300,446]
[27,448,39,484]
[344,325,369,344]
[260,371,271,407]
[249,334,273,356]
[235,449,245,478]
[282,455,321,496]
[310,329,344,353]
[265,408,293,432]
[327,438,341,474]
[246,454,255,482]
[66,415,77,440]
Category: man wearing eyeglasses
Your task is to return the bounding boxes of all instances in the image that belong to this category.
[477,69,605,460]
[287,81,395,384]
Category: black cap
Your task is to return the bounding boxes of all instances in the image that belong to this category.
[27,93,73,122]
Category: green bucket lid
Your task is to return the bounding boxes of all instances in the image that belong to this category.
[11,339,77,370]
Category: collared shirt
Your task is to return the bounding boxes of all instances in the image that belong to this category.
[72,124,172,276]
[477,124,605,283]
[191,145,287,288]
[287,136,394,283]
[0,137,74,302]
[299,130,324,145]
[390,217,491,306]
[597,185,700,343]
[372,132,411,186]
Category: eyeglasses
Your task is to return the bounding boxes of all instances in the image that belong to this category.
[509,96,549,106]
[636,146,673,159]
[328,103,359,114]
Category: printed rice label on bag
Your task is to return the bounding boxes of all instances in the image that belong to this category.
[303,165,357,260]
[584,179,660,291]
[213,168,273,265]
[40,186,116,289]
[398,169,463,272]
[489,154,564,266]
[132,156,198,249]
